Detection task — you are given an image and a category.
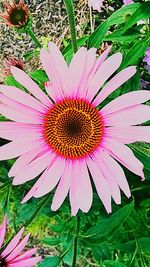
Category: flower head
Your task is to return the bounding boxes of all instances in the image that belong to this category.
[0,215,41,267]
[3,57,24,76]
[88,0,103,12]
[0,42,150,215]
[1,0,29,28]
[123,0,134,5]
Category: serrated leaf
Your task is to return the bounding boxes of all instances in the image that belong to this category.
[38,256,61,267]
[122,2,150,33]
[84,201,134,240]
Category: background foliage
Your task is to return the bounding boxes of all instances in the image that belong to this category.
[0,0,150,266]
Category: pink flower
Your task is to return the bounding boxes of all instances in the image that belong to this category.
[3,57,24,76]
[88,0,103,12]
[123,0,134,5]
[0,215,41,267]
[0,42,150,215]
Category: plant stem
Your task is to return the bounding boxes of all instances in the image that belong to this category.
[64,0,77,53]
[89,6,94,33]
[72,216,80,267]
[26,27,42,48]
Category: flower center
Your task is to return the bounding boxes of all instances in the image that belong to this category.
[44,98,104,159]
[0,258,6,267]
[9,8,27,26]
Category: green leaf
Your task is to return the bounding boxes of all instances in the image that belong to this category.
[122,2,150,33]
[102,260,127,267]
[130,143,150,171]
[16,195,51,227]
[87,3,141,49]
[4,76,25,90]
[42,237,62,246]
[38,256,61,267]
[117,237,150,254]
[120,39,149,70]
[84,201,134,240]
[108,3,141,26]
[29,70,48,83]
[104,29,141,43]
[88,20,109,48]
[140,199,150,208]
[24,50,40,60]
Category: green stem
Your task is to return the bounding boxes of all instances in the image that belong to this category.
[64,0,77,53]
[26,27,42,48]
[72,216,80,267]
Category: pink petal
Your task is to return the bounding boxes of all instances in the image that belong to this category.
[101,90,150,116]
[68,47,87,97]
[0,122,41,131]
[100,150,131,198]
[12,151,52,185]
[0,139,43,161]
[6,234,30,261]
[105,126,150,144]
[40,49,64,101]
[11,248,37,262]
[78,48,97,96]
[93,153,121,204]
[102,138,144,179]
[104,104,150,126]
[1,227,25,258]
[0,93,44,117]
[11,67,51,107]
[7,256,42,267]
[44,81,59,102]
[76,160,93,213]
[48,42,68,94]
[92,46,112,75]
[93,66,136,106]
[0,128,41,141]
[21,159,55,203]
[0,214,7,249]
[34,157,66,198]
[86,157,112,213]
[9,145,46,177]
[51,160,72,211]
[0,85,46,112]
[69,160,93,215]
[87,52,122,101]
[0,104,42,124]
[69,161,80,216]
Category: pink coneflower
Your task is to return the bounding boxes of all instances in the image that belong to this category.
[1,0,29,28]
[0,42,150,215]
[88,0,103,12]
[0,215,41,267]
[3,57,24,76]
